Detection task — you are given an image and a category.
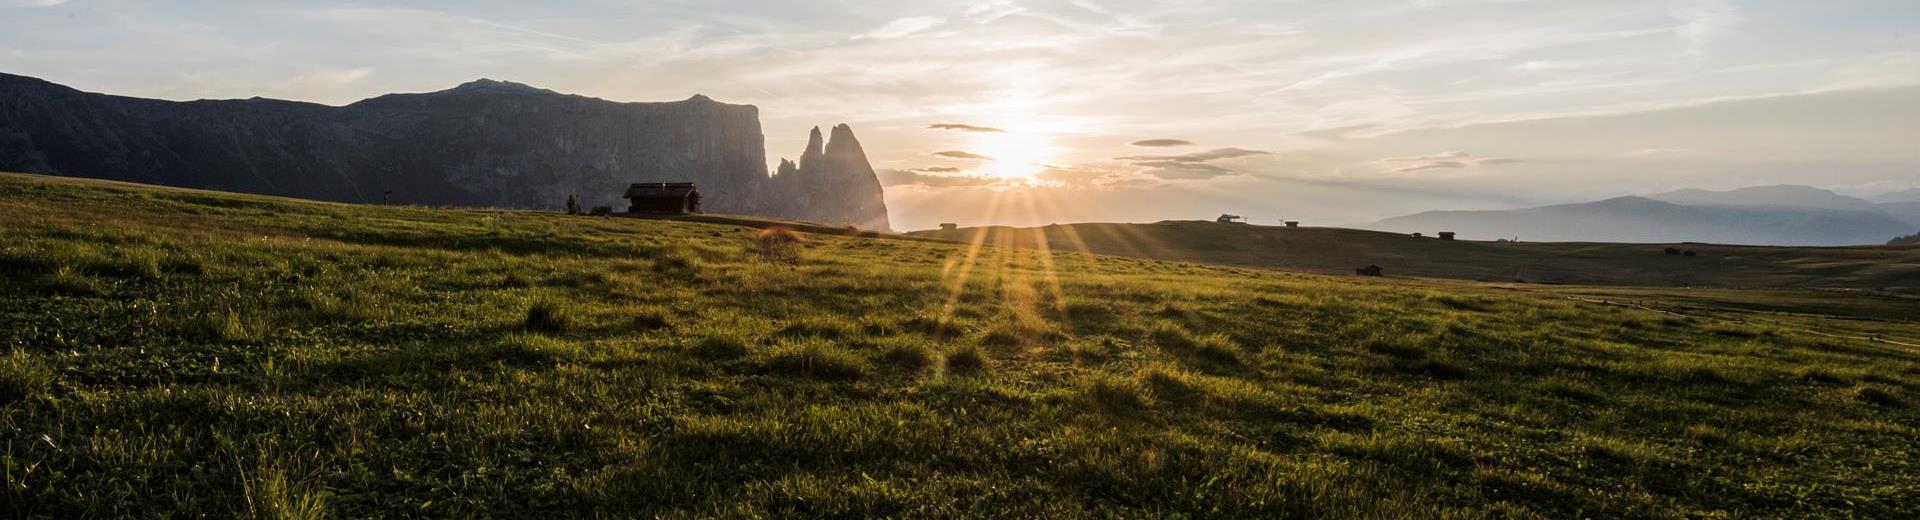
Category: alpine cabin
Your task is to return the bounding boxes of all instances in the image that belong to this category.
[624,182,701,214]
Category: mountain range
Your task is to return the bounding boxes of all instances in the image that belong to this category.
[1368,185,1920,246]
[0,72,890,230]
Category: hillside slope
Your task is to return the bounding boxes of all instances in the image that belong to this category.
[3,173,1918,517]
[0,72,890,229]
[908,220,1920,294]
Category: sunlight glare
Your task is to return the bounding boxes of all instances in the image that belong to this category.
[976,130,1052,179]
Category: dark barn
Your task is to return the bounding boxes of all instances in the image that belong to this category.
[624,182,702,214]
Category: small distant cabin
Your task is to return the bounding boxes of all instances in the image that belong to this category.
[1217,214,1246,224]
[624,182,701,214]
[1355,265,1384,277]
[1411,232,1424,238]
[939,223,959,231]
[1437,232,1457,240]
[1284,221,1300,228]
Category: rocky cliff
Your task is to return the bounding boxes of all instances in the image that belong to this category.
[0,72,891,229]
[765,125,892,230]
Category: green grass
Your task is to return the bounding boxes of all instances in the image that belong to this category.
[910,220,1920,295]
[3,172,1920,517]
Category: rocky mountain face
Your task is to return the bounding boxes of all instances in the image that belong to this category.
[0,72,891,230]
[765,125,891,230]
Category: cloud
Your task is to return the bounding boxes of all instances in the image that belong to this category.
[1115,147,1269,163]
[877,169,1000,187]
[1674,0,1740,57]
[926,123,1005,133]
[1294,123,1382,141]
[11,0,66,6]
[1377,151,1521,173]
[914,166,963,173]
[1129,139,1193,148]
[933,150,994,161]
[1112,147,1271,181]
[860,16,946,39]
[1035,165,1113,184]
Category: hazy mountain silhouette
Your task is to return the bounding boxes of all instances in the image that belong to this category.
[0,72,890,229]
[1871,187,1920,204]
[1646,185,1880,211]
[1368,193,1914,246]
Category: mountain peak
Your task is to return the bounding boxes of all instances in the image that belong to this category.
[444,78,558,96]
[1647,184,1874,210]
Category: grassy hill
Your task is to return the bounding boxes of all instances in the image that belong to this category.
[3,172,1919,517]
[909,221,1920,294]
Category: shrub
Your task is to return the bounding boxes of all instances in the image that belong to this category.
[523,299,573,334]
[765,341,868,380]
[749,226,804,265]
[0,350,54,404]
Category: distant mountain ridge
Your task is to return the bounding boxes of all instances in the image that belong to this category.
[0,72,890,230]
[1369,185,1919,246]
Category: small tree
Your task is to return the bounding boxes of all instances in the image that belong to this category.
[565,195,580,215]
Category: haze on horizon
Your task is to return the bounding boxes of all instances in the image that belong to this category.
[4,0,1917,231]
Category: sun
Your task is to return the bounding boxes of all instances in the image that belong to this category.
[975,131,1053,179]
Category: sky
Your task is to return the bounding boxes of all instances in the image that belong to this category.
[4,0,1919,230]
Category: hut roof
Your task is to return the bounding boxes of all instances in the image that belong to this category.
[625,182,698,199]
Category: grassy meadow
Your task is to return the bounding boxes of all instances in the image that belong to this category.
[909,221,1920,293]
[2,172,1918,518]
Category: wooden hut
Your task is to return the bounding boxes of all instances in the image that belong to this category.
[1284,221,1300,228]
[624,182,701,214]
[1437,231,1456,240]
[939,223,959,231]
[1355,265,1384,276]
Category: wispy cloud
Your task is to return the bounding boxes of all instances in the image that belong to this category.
[1673,0,1740,57]
[1129,139,1192,148]
[1116,147,1269,163]
[860,16,945,39]
[933,150,993,161]
[926,123,1005,133]
[1377,151,1521,173]
[878,168,1000,187]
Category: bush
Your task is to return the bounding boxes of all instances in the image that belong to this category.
[523,299,573,334]
[765,341,868,380]
[0,350,54,404]
[749,226,804,265]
